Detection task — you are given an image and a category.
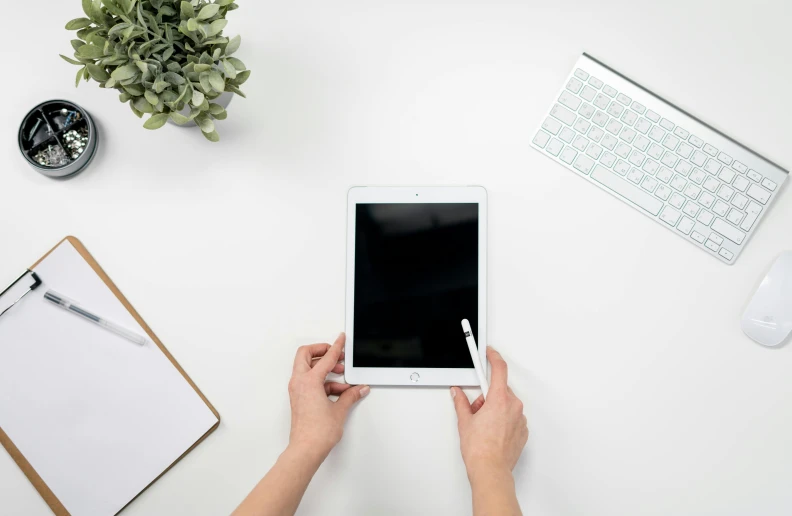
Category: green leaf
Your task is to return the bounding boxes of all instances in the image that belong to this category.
[187,18,198,31]
[169,111,191,125]
[196,4,219,20]
[232,69,250,85]
[82,0,94,17]
[108,22,131,36]
[119,92,132,102]
[202,129,220,142]
[191,89,205,106]
[86,63,110,81]
[180,1,194,18]
[60,54,83,65]
[144,89,160,105]
[216,0,234,5]
[123,83,145,96]
[132,96,154,113]
[130,102,144,118]
[208,19,227,36]
[226,57,245,71]
[77,44,105,59]
[208,71,225,92]
[222,59,236,79]
[111,63,138,80]
[199,71,211,92]
[66,18,93,30]
[135,61,148,73]
[164,71,185,85]
[193,63,212,73]
[163,47,174,61]
[75,66,86,87]
[212,109,227,120]
[225,34,241,55]
[208,103,225,115]
[159,5,176,16]
[143,113,169,129]
[71,39,84,52]
[225,83,245,98]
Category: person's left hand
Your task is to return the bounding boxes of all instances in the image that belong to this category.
[287,332,369,462]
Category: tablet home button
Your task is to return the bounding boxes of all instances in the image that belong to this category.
[410,372,420,383]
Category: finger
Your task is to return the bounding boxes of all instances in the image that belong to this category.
[292,343,331,373]
[470,394,485,414]
[336,384,371,414]
[329,363,345,375]
[521,415,528,428]
[310,352,344,368]
[487,346,508,390]
[325,382,353,396]
[451,387,472,423]
[313,333,345,376]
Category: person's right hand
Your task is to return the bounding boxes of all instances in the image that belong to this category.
[451,347,528,479]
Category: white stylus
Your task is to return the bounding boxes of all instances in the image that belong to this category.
[461,319,488,399]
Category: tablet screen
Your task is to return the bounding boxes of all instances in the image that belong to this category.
[353,203,478,368]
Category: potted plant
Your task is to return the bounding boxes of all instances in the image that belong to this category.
[61,0,250,142]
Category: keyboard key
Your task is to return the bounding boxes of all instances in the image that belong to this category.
[762,178,777,191]
[600,152,616,167]
[588,76,604,89]
[673,126,690,140]
[689,168,706,185]
[559,146,577,164]
[591,165,663,215]
[703,143,718,156]
[620,128,637,144]
[684,184,702,199]
[662,134,680,151]
[683,201,700,218]
[669,193,686,209]
[646,110,660,123]
[551,104,577,126]
[661,152,679,168]
[560,127,575,143]
[659,118,675,131]
[741,203,762,231]
[574,118,591,134]
[691,231,706,244]
[656,167,673,183]
[732,161,748,174]
[747,201,762,215]
[627,168,643,184]
[588,126,604,142]
[747,169,762,182]
[704,239,720,252]
[628,150,645,167]
[717,152,733,165]
[607,102,624,118]
[703,159,721,175]
[546,138,563,156]
[670,175,687,192]
[718,248,734,261]
[659,206,681,226]
[533,131,551,148]
[634,118,651,134]
[641,175,658,193]
[747,183,771,204]
[708,233,724,246]
[688,134,704,148]
[542,117,562,135]
[603,84,617,97]
[580,86,597,102]
[699,192,715,208]
[675,161,692,176]
[592,110,609,127]
[593,94,610,110]
[616,93,631,106]
[621,110,638,126]
[697,210,714,226]
[642,160,659,175]
[702,176,720,193]
[712,218,746,245]
[573,135,589,152]
[712,200,729,217]
[732,176,749,192]
[731,193,748,210]
[655,184,671,200]
[727,208,744,226]
[566,77,583,93]
[677,217,694,235]
[634,135,650,152]
[648,126,666,142]
[586,143,603,160]
[574,68,589,80]
[615,143,631,159]
[631,101,646,114]
[579,103,595,119]
[606,119,623,135]
[717,185,735,201]
[614,160,630,175]
[718,168,736,184]
[573,154,595,174]
[676,143,693,159]
[690,151,708,167]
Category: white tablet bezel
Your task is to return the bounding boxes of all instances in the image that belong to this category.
[345,186,487,386]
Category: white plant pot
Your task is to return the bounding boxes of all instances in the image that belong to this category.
[167,91,233,127]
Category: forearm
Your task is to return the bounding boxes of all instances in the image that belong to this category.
[232,445,325,516]
[468,465,522,516]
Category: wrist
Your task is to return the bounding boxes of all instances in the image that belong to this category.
[281,442,328,473]
[465,459,514,486]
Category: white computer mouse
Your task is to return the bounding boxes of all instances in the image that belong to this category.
[742,252,792,347]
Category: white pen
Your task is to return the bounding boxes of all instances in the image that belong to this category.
[44,290,146,346]
[461,319,488,399]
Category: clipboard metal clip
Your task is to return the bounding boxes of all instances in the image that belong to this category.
[0,270,42,320]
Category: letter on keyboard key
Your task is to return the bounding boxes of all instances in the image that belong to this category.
[691,231,706,244]
[697,210,714,226]
[551,104,577,126]
[542,117,562,135]
[634,118,651,134]
[641,176,658,193]
[747,201,762,215]
[747,169,762,182]
[746,184,771,204]
[559,146,577,165]
[719,248,734,261]
[704,159,721,175]
[559,91,582,111]
[703,144,718,156]
[579,103,595,119]
[762,178,777,191]
[575,68,589,80]
[674,127,690,140]
[676,143,693,159]
[733,176,749,192]
[560,127,575,143]
[594,94,610,110]
[677,217,694,235]
[603,85,617,97]
[659,206,681,226]
[732,161,748,174]
[659,118,675,131]
[631,101,646,114]
[655,184,671,200]
[533,131,551,148]
[573,154,594,174]
[646,110,660,122]
[708,233,724,245]
[586,143,603,160]
[740,212,759,231]
[588,76,604,89]
[690,151,708,167]
[719,168,736,184]
[600,152,616,167]
[688,135,704,148]
[573,135,589,152]
[591,165,663,216]
[663,134,680,151]
[566,77,583,93]
[712,219,746,245]
[574,118,591,134]
[726,209,744,226]
[617,93,632,106]
[705,239,720,252]
[615,143,631,159]
[546,138,563,156]
[580,86,597,102]
[614,160,630,176]
[717,152,733,165]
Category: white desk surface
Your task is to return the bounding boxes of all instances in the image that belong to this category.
[2,1,791,515]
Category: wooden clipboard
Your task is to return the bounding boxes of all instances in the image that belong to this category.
[0,236,220,516]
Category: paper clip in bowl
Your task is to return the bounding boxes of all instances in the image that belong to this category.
[0,270,42,320]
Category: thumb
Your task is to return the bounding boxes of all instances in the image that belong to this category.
[451,387,472,423]
[336,384,370,414]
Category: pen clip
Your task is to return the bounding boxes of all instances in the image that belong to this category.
[0,270,42,320]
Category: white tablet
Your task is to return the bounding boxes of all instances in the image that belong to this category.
[345,186,487,386]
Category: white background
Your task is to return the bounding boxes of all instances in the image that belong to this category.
[2,1,791,515]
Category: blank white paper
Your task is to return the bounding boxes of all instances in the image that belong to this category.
[0,241,218,516]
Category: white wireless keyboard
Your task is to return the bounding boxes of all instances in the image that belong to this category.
[532,54,787,264]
